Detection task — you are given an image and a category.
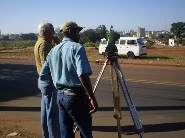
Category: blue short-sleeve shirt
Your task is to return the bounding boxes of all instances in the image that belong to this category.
[39,38,92,89]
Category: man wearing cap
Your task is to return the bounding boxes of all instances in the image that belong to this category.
[34,21,61,138]
[39,21,98,138]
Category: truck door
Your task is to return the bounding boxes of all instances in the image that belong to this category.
[99,39,107,54]
[126,40,138,56]
[117,39,126,55]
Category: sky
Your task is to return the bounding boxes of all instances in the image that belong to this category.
[0,0,185,35]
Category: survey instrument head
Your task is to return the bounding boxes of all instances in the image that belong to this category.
[104,26,120,56]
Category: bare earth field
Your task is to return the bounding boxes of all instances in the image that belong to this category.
[0,47,185,138]
[0,47,185,61]
[1,47,185,67]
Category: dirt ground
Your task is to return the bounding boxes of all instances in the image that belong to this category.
[0,47,185,138]
[0,47,185,61]
[0,113,42,138]
[146,47,185,57]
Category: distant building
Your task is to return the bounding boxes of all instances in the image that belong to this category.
[145,31,158,39]
[169,38,174,46]
[146,31,152,38]
[122,29,136,37]
[137,27,145,37]
[145,31,170,38]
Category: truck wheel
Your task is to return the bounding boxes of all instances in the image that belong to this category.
[127,52,135,59]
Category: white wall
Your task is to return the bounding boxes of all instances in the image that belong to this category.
[169,39,174,46]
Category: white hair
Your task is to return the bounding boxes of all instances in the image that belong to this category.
[38,21,53,36]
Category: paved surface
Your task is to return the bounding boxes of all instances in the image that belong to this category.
[0,59,185,138]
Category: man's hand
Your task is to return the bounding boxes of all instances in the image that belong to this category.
[89,98,98,114]
[52,36,60,45]
[79,74,99,114]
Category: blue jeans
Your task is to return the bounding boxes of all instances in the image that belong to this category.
[57,90,92,138]
[38,78,61,138]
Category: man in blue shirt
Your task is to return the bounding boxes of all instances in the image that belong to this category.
[40,21,98,138]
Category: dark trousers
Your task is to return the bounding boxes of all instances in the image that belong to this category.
[57,91,92,138]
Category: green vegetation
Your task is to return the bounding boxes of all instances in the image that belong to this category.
[1,22,184,50]
[1,21,185,60]
[170,22,185,45]
[83,41,99,48]
[146,39,155,46]
[54,25,107,48]
[0,40,36,49]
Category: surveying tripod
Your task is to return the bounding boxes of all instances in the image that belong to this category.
[74,55,144,138]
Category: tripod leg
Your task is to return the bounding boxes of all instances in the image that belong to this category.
[93,59,109,93]
[112,62,144,138]
[110,64,122,138]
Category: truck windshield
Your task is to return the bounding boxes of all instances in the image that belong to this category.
[137,38,145,45]
[101,40,107,44]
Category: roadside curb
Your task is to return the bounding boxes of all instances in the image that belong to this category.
[89,59,185,67]
[0,57,184,67]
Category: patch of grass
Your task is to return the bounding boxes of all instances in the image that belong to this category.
[87,52,185,61]
[0,40,35,50]
[87,53,103,59]
[0,46,33,51]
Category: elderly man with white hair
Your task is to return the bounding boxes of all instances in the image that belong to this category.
[34,21,61,138]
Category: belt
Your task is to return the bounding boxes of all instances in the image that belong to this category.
[59,87,86,95]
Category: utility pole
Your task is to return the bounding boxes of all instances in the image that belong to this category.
[165,14,166,33]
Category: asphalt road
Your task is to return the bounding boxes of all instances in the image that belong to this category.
[0,59,185,138]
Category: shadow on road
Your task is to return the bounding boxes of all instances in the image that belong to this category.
[1,62,185,135]
[0,106,40,111]
[0,63,39,102]
[97,106,185,111]
[92,122,185,133]
[1,105,184,112]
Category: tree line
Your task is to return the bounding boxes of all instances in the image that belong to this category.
[1,22,185,46]
[54,25,107,47]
